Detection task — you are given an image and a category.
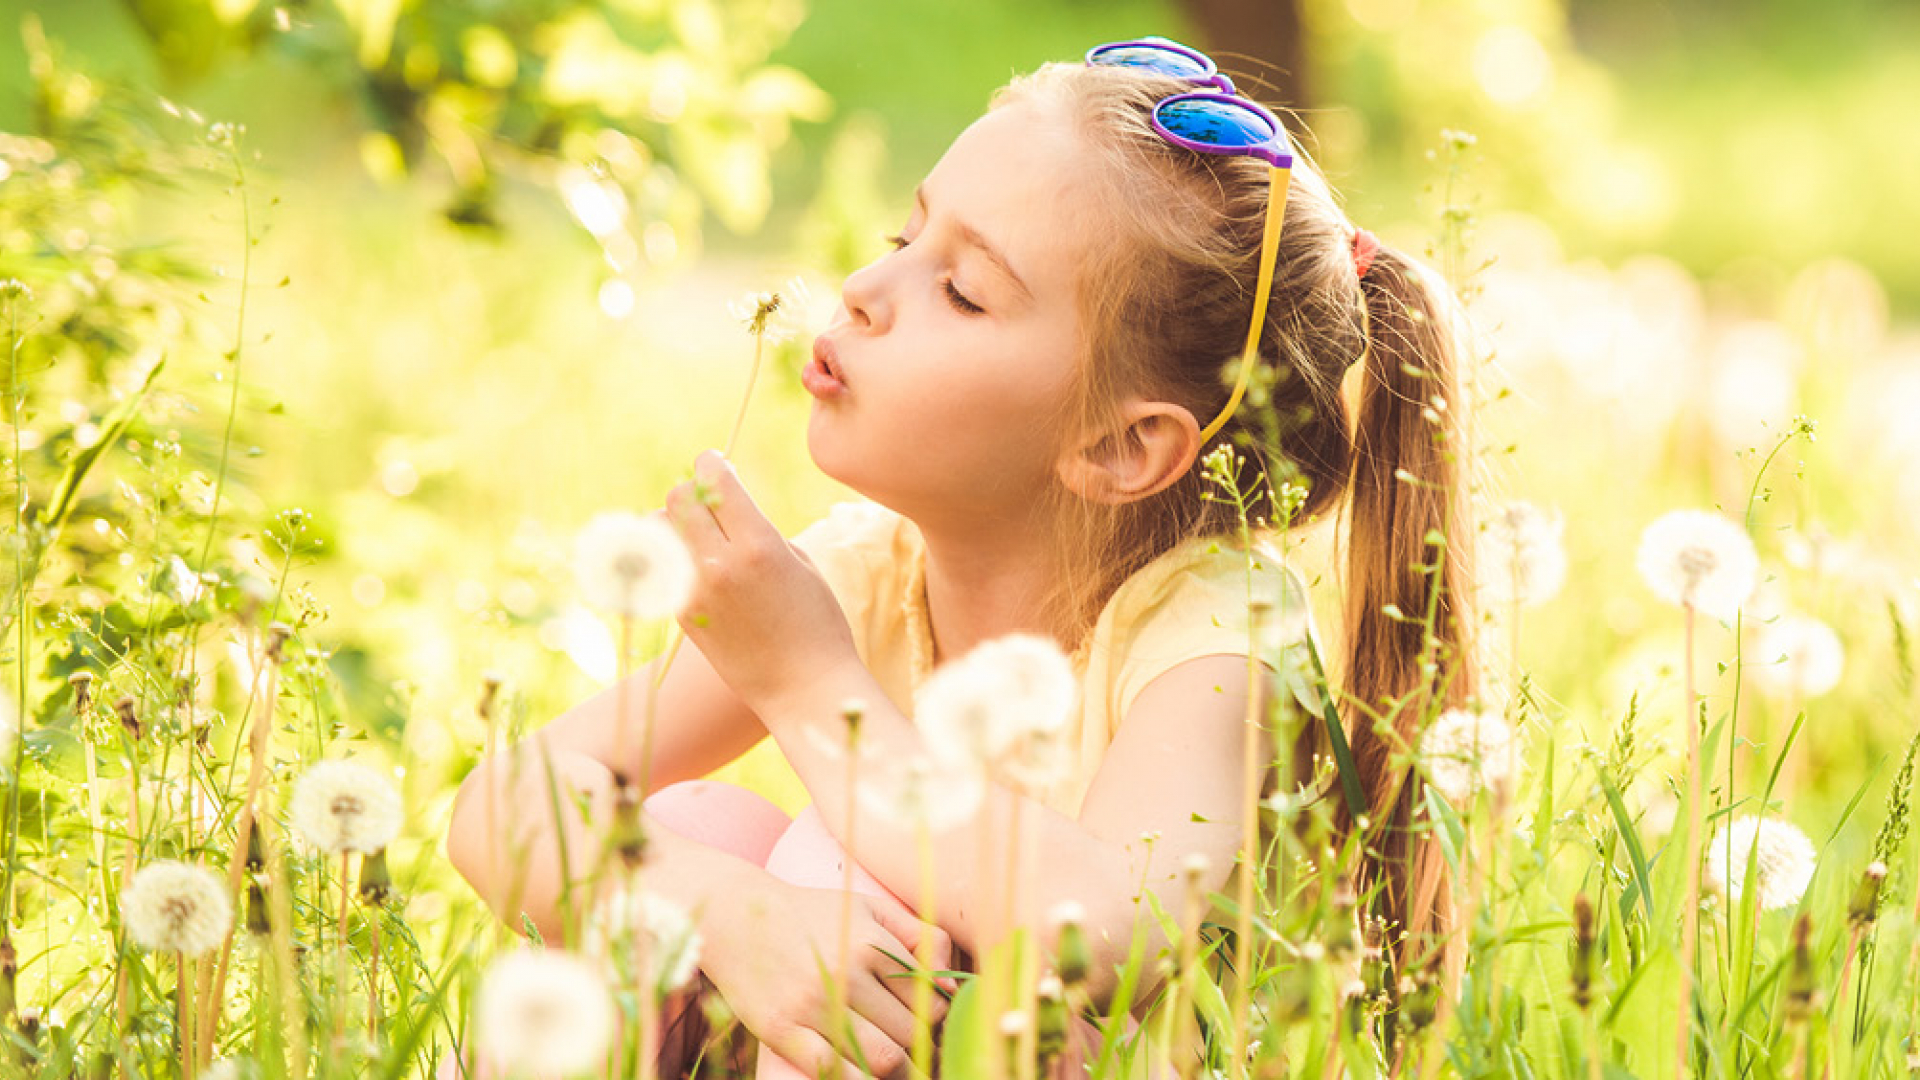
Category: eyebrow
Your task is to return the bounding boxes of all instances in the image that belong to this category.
[913,184,1033,302]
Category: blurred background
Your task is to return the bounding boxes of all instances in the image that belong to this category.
[3,0,1916,878]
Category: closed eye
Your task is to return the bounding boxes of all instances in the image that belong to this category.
[882,232,986,316]
[941,280,985,315]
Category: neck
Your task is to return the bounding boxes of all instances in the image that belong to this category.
[914,507,1075,667]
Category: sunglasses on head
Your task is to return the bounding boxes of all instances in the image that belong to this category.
[1084,37,1296,445]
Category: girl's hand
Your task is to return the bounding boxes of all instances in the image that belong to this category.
[664,450,859,710]
[701,874,954,1080]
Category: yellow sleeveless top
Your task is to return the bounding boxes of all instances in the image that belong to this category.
[708,500,1314,817]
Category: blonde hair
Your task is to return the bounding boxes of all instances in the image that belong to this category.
[991,62,1479,977]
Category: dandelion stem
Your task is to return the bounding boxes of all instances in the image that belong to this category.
[725,330,765,458]
[912,816,938,1079]
[614,614,633,794]
[1676,603,1702,1078]
[2,283,31,935]
[640,315,771,750]
[178,950,195,1080]
[199,628,282,1062]
[831,717,860,1068]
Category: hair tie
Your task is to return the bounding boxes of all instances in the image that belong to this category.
[1351,227,1380,280]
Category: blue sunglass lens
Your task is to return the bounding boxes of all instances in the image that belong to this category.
[1155,98,1276,148]
[1089,45,1212,81]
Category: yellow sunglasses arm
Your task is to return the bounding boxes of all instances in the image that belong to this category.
[1197,164,1292,446]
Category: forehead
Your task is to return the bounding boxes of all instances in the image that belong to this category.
[922,100,1092,298]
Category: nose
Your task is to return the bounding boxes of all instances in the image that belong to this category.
[838,252,892,334]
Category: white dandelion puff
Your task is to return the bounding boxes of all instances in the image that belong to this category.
[585,883,705,995]
[1478,500,1567,607]
[1704,815,1817,912]
[572,511,696,621]
[121,861,232,956]
[1419,708,1517,807]
[916,633,1077,787]
[474,948,617,1077]
[1635,510,1759,622]
[1750,615,1844,698]
[288,760,403,855]
[857,750,986,832]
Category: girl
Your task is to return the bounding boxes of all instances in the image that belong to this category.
[448,37,1478,1079]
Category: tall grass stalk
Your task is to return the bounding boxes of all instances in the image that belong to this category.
[3,281,31,935]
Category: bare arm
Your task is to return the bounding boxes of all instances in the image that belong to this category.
[445,631,771,939]
[536,634,769,788]
[444,730,769,944]
[755,650,1272,1009]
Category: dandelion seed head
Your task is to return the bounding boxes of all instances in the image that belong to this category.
[121,861,232,956]
[1635,510,1758,621]
[1751,615,1844,698]
[572,511,695,621]
[584,884,704,995]
[728,275,811,343]
[916,633,1077,787]
[475,948,617,1077]
[288,760,402,854]
[1704,814,1817,912]
[1478,500,1567,607]
[1419,708,1517,806]
[857,750,984,832]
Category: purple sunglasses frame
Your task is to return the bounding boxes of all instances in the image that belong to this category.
[1084,38,1295,171]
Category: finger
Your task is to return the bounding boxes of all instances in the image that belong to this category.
[867,902,958,995]
[836,1009,912,1080]
[851,928,949,1033]
[770,1025,870,1080]
[844,956,922,1052]
[692,450,782,547]
[663,481,725,555]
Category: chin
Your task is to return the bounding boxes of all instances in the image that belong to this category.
[807,412,871,492]
[805,416,920,517]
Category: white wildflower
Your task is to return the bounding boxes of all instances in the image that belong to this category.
[1635,510,1759,621]
[1478,500,1567,607]
[1704,815,1817,912]
[163,555,207,605]
[1048,900,1087,929]
[121,861,232,956]
[916,633,1077,787]
[203,1059,245,1080]
[289,760,403,855]
[585,883,704,995]
[1750,615,1844,698]
[572,511,696,621]
[474,948,617,1077]
[857,749,985,832]
[1419,708,1517,807]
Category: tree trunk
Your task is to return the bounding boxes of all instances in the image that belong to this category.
[1174,0,1313,108]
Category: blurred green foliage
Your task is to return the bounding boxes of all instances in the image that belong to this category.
[1,1,1918,1074]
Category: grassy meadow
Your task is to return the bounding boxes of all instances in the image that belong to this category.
[2,0,1919,1077]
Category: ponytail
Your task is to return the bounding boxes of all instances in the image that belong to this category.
[1337,241,1479,981]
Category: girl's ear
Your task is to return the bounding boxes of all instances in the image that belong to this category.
[1057,400,1203,505]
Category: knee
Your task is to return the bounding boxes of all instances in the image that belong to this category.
[645,779,792,867]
